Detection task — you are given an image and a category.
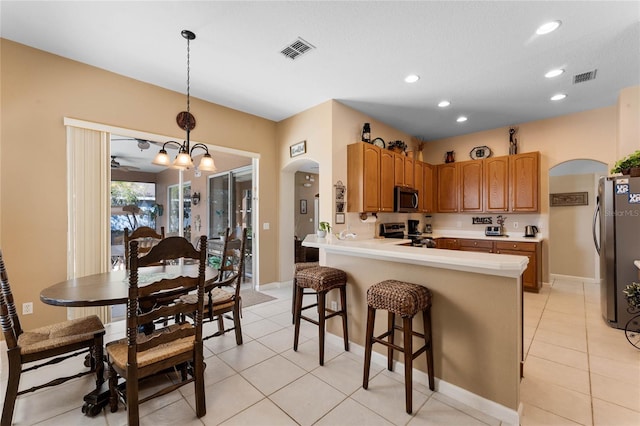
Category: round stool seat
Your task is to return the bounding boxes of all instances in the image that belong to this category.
[296,266,347,292]
[294,261,319,274]
[367,280,432,318]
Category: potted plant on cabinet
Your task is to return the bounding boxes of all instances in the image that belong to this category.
[317,221,331,238]
[611,150,640,177]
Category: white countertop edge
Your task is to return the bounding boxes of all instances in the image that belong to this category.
[303,235,528,279]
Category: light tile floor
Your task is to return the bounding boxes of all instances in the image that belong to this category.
[2,278,639,425]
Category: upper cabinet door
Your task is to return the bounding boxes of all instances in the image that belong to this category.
[484,156,509,212]
[510,152,539,212]
[437,163,458,212]
[347,142,380,213]
[394,153,405,186]
[458,160,483,212]
[404,157,414,188]
[414,161,424,210]
[379,149,395,212]
[422,163,435,213]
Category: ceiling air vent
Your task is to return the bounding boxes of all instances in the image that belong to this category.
[280,37,315,60]
[573,69,597,84]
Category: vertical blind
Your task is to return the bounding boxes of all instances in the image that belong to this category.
[66,126,111,323]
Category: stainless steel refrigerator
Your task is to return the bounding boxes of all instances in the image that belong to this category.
[593,176,640,329]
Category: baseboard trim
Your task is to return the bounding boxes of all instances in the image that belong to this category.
[550,273,599,284]
[324,333,520,425]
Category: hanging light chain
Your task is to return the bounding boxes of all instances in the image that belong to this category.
[186,34,190,117]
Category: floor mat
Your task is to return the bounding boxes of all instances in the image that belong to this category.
[240,289,276,308]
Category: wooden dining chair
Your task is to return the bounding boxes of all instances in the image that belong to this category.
[124,226,165,269]
[105,236,207,426]
[182,228,247,344]
[0,250,105,426]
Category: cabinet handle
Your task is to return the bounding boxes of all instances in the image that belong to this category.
[474,242,478,246]
[513,244,517,248]
[496,250,500,254]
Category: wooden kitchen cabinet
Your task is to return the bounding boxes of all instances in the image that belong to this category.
[483,152,539,213]
[495,240,542,292]
[422,162,435,213]
[414,160,424,210]
[484,156,509,212]
[510,152,539,212]
[347,142,380,212]
[394,152,405,186]
[437,163,458,212]
[404,156,414,188]
[436,238,460,250]
[458,239,493,253]
[379,149,395,212]
[458,160,483,212]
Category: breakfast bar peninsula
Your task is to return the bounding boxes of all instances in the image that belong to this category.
[303,234,528,424]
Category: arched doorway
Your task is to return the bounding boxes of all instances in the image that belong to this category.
[548,159,607,282]
[279,158,320,282]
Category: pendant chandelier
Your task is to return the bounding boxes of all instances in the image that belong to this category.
[152,30,217,172]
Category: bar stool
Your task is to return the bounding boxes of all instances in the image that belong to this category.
[291,261,319,323]
[293,266,349,365]
[362,280,434,414]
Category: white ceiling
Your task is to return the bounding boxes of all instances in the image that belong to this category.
[2,1,639,146]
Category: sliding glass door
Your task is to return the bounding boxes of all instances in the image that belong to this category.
[208,166,253,282]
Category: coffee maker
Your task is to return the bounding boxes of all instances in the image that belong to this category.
[424,216,433,234]
[408,220,420,236]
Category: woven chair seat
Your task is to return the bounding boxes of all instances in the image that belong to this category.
[182,287,237,313]
[295,266,347,292]
[367,280,432,318]
[106,323,194,370]
[17,315,105,355]
[294,261,319,274]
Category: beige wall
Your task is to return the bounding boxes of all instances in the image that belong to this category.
[617,86,640,159]
[0,39,277,330]
[549,174,599,280]
[276,101,333,280]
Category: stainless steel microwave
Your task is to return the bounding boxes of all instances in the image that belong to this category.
[394,186,419,212]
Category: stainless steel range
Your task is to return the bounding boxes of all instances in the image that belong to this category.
[379,222,436,248]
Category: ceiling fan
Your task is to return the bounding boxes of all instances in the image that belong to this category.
[111,137,163,151]
[110,156,140,172]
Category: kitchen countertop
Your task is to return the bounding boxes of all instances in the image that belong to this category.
[420,230,543,243]
[303,234,528,278]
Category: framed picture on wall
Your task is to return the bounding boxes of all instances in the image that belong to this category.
[300,199,307,214]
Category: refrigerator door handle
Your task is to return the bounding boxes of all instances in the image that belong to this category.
[592,198,601,254]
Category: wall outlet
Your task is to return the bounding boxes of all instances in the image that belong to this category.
[22,302,33,315]
[513,222,519,229]
[263,222,270,230]
[330,301,338,311]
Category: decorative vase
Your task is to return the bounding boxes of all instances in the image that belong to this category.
[317,230,326,238]
[417,151,424,162]
[630,167,640,177]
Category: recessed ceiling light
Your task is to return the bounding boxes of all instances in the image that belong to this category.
[545,69,564,78]
[550,93,567,101]
[438,100,451,108]
[404,74,420,83]
[536,20,561,35]
[456,116,468,123]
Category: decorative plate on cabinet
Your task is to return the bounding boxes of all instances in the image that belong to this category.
[469,145,492,160]
[372,137,385,148]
